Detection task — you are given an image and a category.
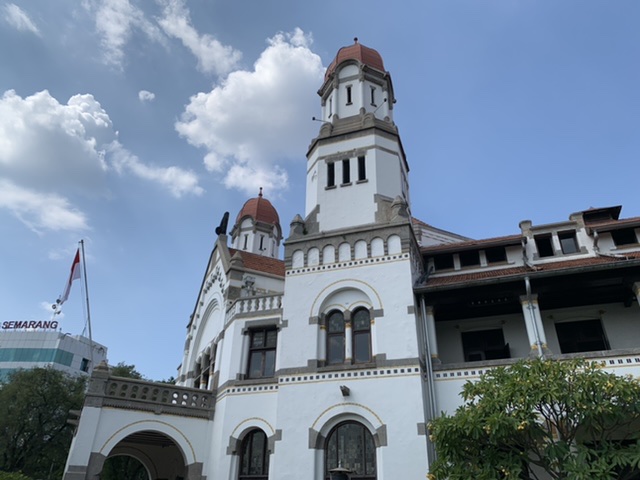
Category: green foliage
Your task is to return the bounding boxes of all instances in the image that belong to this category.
[110,362,145,379]
[0,368,86,480]
[0,471,33,480]
[100,455,148,480]
[428,358,640,480]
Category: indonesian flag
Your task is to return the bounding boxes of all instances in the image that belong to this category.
[58,249,81,305]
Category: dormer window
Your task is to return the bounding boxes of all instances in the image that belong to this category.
[346,85,352,105]
[433,254,454,271]
[558,231,579,254]
[535,235,554,258]
[459,250,480,268]
[485,247,507,264]
[612,228,638,246]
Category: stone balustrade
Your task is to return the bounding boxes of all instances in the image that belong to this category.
[226,294,283,321]
[85,365,215,419]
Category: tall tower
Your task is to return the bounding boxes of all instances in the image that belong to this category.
[277,40,427,479]
[305,38,410,233]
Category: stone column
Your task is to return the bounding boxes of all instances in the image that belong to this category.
[239,333,250,377]
[520,294,549,356]
[344,311,353,362]
[425,305,439,362]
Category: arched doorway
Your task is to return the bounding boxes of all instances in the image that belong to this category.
[102,430,187,480]
[325,421,376,480]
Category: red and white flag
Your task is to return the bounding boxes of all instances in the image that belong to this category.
[58,249,81,305]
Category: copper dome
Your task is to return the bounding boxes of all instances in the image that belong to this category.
[235,189,280,227]
[324,38,385,81]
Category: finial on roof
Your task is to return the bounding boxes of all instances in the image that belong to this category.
[354,37,358,44]
[259,187,263,198]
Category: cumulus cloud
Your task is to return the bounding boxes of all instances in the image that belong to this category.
[0,179,88,234]
[109,141,203,198]
[89,0,165,69]
[0,89,203,232]
[3,3,40,35]
[138,90,155,102]
[158,0,241,75]
[175,29,325,195]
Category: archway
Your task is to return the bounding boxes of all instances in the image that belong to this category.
[101,430,187,480]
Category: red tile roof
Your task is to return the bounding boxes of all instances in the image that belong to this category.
[420,252,640,289]
[235,191,280,227]
[421,234,522,253]
[229,248,285,277]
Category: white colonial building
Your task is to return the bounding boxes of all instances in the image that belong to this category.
[63,40,640,480]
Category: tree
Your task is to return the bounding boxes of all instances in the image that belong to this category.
[428,358,640,480]
[0,368,86,480]
[110,361,145,379]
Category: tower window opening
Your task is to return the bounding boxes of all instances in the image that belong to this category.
[370,86,376,106]
[329,97,333,118]
[346,85,352,105]
[327,163,335,188]
[342,159,351,184]
[243,234,248,250]
[259,235,264,251]
[357,156,366,181]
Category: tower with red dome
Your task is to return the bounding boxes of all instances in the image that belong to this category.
[230,188,282,258]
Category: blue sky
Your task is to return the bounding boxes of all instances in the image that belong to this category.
[1,1,638,380]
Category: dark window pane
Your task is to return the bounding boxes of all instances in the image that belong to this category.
[266,330,277,348]
[461,329,509,362]
[342,159,350,184]
[459,250,480,267]
[612,228,638,246]
[485,247,507,264]
[555,319,608,353]
[354,333,371,363]
[353,309,370,331]
[559,231,579,254]
[328,311,344,333]
[433,254,454,270]
[264,350,276,377]
[252,331,264,348]
[327,336,345,364]
[327,163,335,187]
[248,352,263,379]
[358,156,366,181]
[535,235,554,257]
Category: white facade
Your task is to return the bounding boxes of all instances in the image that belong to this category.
[64,42,640,480]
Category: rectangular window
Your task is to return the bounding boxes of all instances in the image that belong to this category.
[461,329,510,362]
[259,235,264,251]
[327,162,335,187]
[243,234,248,250]
[342,159,350,184]
[459,250,480,268]
[534,235,554,257]
[555,319,609,354]
[433,254,454,271]
[80,358,90,373]
[357,156,366,181]
[558,231,579,254]
[485,247,507,264]
[346,85,352,104]
[370,86,376,106]
[247,328,277,379]
[612,228,638,246]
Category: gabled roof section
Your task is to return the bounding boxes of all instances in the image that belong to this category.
[228,248,285,277]
[421,234,523,254]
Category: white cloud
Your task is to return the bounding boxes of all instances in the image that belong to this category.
[138,90,156,102]
[109,141,203,198]
[3,3,40,36]
[0,179,88,233]
[0,89,203,232]
[175,29,325,195]
[90,0,164,69]
[158,0,241,76]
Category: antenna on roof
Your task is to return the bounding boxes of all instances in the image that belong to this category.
[259,187,263,198]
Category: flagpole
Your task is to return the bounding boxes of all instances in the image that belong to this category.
[79,240,94,371]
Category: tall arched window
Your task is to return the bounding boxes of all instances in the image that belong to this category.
[352,308,371,363]
[325,422,376,480]
[327,310,345,365]
[239,429,269,480]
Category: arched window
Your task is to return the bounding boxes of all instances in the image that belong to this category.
[239,429,269,480]
[327,310,345,365]
[352,308,371,363]
[325,422,376,480]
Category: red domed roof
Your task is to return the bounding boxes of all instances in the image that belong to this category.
[236,189,280,227]
[325,38,385,80]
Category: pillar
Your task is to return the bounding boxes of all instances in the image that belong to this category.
[520,294,549,356]
[425,305,439,362]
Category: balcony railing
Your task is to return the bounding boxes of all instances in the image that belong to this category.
[85,365,215,419]
[225,294,283,322]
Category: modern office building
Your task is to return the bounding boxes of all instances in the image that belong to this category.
[0,327,107,381]
[63,40,640,480]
